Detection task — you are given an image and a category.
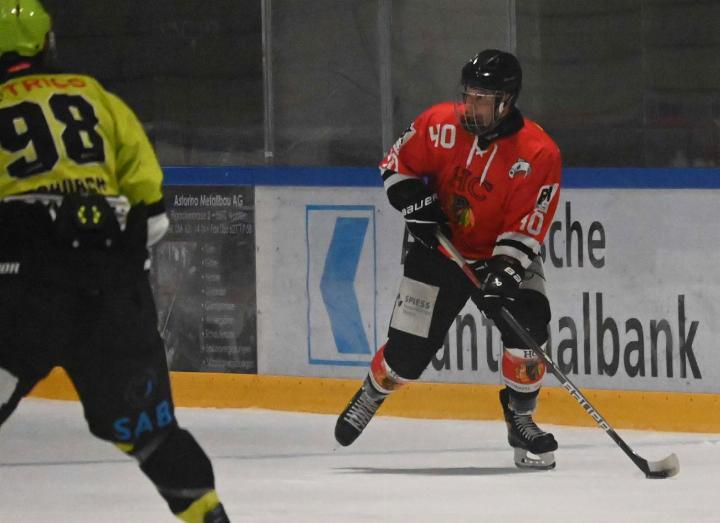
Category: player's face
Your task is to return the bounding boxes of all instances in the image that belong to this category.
[457,86,510,134]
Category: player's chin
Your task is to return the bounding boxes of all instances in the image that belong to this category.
[458,115,474,131]
[459,115,487,135]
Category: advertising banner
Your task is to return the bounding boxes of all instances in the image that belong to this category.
[423,190,718,393]
[152,185,257,373]
[256,185,720,393]
[255,187,403,377]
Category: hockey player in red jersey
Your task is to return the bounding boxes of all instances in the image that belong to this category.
[335,49,562,469]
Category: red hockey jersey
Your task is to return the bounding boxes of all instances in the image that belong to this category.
[380,102,562,268]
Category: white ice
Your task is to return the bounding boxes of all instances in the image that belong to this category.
[0,398,717,522]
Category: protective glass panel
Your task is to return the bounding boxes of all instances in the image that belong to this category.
[42,0,718,168]
[390,0,511,140]
[270,0,382,166]
[516,0,719,167]
[44,0,264,166]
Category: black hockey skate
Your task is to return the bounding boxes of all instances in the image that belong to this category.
[500,388,558,470]
[335,377,387,446]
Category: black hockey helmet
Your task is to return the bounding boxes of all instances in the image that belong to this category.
[461,49,522,101]
[457,49,522,135]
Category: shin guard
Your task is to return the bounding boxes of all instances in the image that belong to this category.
[501,346,546,397]
[369,345,409,394]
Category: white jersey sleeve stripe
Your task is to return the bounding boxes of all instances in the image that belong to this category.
[496,231,541,252]
[492,244,532,269]
[383,171,418,191]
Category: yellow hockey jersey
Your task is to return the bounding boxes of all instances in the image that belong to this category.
[0,68,163,208]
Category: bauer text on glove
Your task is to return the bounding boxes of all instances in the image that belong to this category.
[384,174,450,249]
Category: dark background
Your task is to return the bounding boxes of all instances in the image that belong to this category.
[44,0,718,168]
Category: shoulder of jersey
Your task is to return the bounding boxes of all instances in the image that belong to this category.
[32,69,97,82]
[53,71,106,90]
[517,116,560,158]
[43,71,107,94]
[72,73,105,91]
[416,101,458,127]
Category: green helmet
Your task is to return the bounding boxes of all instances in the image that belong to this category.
[0,0,52,59]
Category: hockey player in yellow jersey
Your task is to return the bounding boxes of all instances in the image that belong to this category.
[0,2,230,521]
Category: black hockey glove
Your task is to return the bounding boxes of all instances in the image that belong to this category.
[384,174,449,250]
[472,255,524,316]
[403,195,450,249]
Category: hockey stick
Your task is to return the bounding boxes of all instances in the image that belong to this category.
[435,230,679,479]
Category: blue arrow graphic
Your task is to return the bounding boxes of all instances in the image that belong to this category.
[320,217,371,354]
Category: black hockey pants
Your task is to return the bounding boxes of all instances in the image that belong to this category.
[0,200,178,448]
[383,242,550,380]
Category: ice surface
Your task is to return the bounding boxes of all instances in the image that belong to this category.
[1,398,717,522]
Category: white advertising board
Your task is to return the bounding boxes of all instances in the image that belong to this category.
[255,187,403,378]
[256,187,720,393]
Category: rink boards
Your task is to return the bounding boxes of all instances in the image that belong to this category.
[30,167,720,432]
[32,367,720,432]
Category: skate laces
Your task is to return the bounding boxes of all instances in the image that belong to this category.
[344,389,383,431]
[510,412,546,440]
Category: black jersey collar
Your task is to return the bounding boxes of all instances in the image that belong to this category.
[0,56,50,83]
[477,107,525,149]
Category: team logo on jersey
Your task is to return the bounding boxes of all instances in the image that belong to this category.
[508,158,531,178]
[451,194,475,228]
[397,123,416,146]
[535,183,559,212]
[383,123,417,171]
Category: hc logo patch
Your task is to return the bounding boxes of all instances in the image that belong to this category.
[306,205,377,366]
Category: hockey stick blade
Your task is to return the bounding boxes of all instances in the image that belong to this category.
[435,230,680,479]
[643,453,680,479]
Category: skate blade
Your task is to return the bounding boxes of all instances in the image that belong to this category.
[513,448,556,471]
